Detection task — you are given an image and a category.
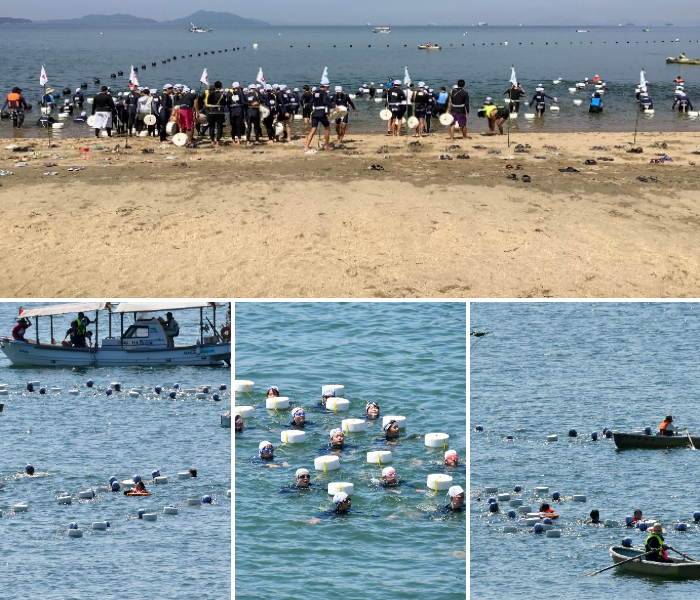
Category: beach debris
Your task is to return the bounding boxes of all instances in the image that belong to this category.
[597,157,614,161]
[584,159,597,165]
[445,145,461,152]
[43,163,58,167]
[543,144,558,150]
[4,144,19,150]
[43,172,59,176]
[14,162,28,167]
[614,145,626,150]
[506,173,517,180]
[472,145,487,149]
[369,164,385,170]
[558,167,580,173]
[456,154,470,159]
[439,154,453,160]
[534,155,547,159]
[0,170,13,176]
[521,175,531,182]
[636,175,659,182]
[409,141,421,147]
[590,145,608,151]
[627,147,644,154]
[67,166,84,172]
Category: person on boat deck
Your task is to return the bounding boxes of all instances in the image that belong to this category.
[589,509,601,524]
[62,320,86,347]
[445,450,459,467]
[267,386,280,398]
[679,53,686,59]
[645,522,672,562]
[384,419,401,440]
[12,317,31,342]
[659,414,677,436]
[77,311,91,330]
[632,509,644,523]
[366,401,380,419]
[163,312,179,348]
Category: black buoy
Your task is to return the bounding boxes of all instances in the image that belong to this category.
[152,62,156,66]
[117,70,123,76]
[198,53,201,56]
[27,382,34,392]
[93,78,100,84]
[204,52,208,55]
[173,55,177,59]
[189,54,192,57]
[110,73,116,78]
[224,49,227,52]
[62,87,71,95]
[162,60,166,64]
[133,67,138,72]
[81,82,88,89]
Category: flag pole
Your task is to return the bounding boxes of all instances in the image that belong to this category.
[507,65,512,148]
[633,67,643,146]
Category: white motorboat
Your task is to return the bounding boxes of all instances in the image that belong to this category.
[0,301,230,367]
[372,26,391,33]
[189,22,213,33]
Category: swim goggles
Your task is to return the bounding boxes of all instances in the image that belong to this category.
[260,446,274,453]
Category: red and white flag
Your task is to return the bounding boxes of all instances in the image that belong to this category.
[40,65,48,86]
[256,67,265,85]
[200,68,209,85]
[129,65,139,87]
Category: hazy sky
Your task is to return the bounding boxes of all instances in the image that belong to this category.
[3,1,699,25]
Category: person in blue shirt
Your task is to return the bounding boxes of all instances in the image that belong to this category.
[589,92,603,114]
[639,93,653,112]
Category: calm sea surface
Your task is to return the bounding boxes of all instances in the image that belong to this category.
[1,25,700,137]
[471,302,700,598]
[234,302,466,599]
[0,301,231,600]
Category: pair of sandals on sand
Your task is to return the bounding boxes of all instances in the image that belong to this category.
[506,173,531,182]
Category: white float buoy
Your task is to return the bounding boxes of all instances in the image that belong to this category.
[645,109,655,115]
[121,479,136,490]
[266,396,290,410]
[688,111,699,117]
[498,493,511,502]
[57,495,72,504]
[155,476,168,484]
[322,385,345,397]
[518,505,533,513]
[546,530,561,538]
[524,517,540,526]
[234,406,254,418]
[187,498,202,506]
[605,520,619,527]
[14,504,28,512]
[573,495,587,502]
[95,486,109,493]
[68,529,83,537]
[524,113,535,120]
[542,523,554,531]
[325,397,350,412]
[427,474,453,491]
[68,389,79,396]
[315,455,341,471]
[573,99,583,106]
[484,486,498,494]
[366,451,392,465]
[195,393,206,399]
[0,390,8,395]
[503,526,518,533]
[509,112,518,119]
[424,433,449,448]
[383,415,406,429]
[280,430,306,443]
[184,388,197,394]
[341,418,366,433]
[226,490,231,498]
[164,506,179,515]
[546,435,558,442]
[51,387,61,392]
[92,522,109,530]
[177,472,190,480]
[78,489,95,499]
[510,499,523,507]
[375,97,384,103]
[328,482,355,495]
[128,391,139,397]
[142,513,157,521]
[234,380,254,394]
[535,486,549,495]
[550,106,560,112]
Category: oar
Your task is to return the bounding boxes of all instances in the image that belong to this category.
[686,429,696,451]
[586,549,655,576]
[667,546,698,562]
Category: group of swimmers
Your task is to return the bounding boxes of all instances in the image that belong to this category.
[239,385,465,520]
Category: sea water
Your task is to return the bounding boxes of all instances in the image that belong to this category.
[235,302,466,599]
[1,24,699,137]
[0,301,231,600]
[471,302,700,598]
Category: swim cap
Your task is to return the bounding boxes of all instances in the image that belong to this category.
[293,87,299,92]
[76,87,81,92]
[447,485,465,497]
[259,440,273,452]
[292,406,305,416]
[445,450,458,458]
[381,466,396,477]
[323,390,335,398]
[164,84,173,90]
[418,81,426,88]
[333,491,349,504]
[366,401,379,411]
[485,96,492,103]
[232,81,240,87]
[330,428,343,438]
[382,419,397,432]
[393,80,401,85]
[267,386,279,393]
[335,86,342,92]
[295,468,309,477]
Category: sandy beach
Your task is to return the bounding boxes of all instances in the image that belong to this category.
[1,126,699,298]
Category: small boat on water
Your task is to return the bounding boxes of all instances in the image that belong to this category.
[189,22,213,33]
[610,546,700,578]
[666,56,700,65]
[418,43,441,50]
[372,26,391,33]
[613,431,700,449]
[576,29,590,33]
[0,301,230,367]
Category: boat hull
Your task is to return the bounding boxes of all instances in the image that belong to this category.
[610,546,700,578]
[417,46,441,50]
[0,337,230,367]
[666,58,700,65]
[613,431,700,449]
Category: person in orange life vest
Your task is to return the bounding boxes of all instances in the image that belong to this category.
[632,509,644,523]
[659,414,677,437]
[539,502,558,519]
[3,87,30,127]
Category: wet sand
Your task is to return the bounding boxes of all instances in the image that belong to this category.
[1,127,699,298]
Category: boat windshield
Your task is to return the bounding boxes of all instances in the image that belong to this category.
[123,325,153,339]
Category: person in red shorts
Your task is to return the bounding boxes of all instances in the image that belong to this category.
[174,84,197,147]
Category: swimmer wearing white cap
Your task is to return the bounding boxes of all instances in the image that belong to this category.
[333,491,351,512]
[290,406,307,429]
[446,485,465,511]
[320,388,335,406]
[383,419,400,440]
[445,450,459,466]
[258,440,289,468]
[295,468,311,488]
[366,401,380,419]
[329,428,345,448]
[267,386,280,398]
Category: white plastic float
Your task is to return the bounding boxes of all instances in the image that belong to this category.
[266,396,290,410]
[95,486,109,493]
[688,111,699,117]
[195,393,206,399]
[121,479,136,490]
[518,505,533,513]
[57,494,72,504]
[50,387,61,392]
[484,486,498,494]
[573,99,583,106]
[573,495,587,502]
[234,380,254,394]
[128,391,139,398]
[645,109,655,115]
[425,433,449,448]
[280,430,306,443]
[535,486,549,495]
[605,520,619,527]
[322,385,345,397]
[325,397,350,412]
[546,435,558,442]
[366,451,392,465]
[550,106,560,112]
[78,489,95,499]
[524,518,540,526]
[164,506,179,515]
[315,455,340,471]
[67,529,83,537]
[327,482,355,495]
[439,113,454,126]
[92,522,109,530]
[184,388,197,394]
[503,526,518,533]
[498,493,511,502]
[177,472,190,480]
[427,474,453,491]
[341,418,366,433]
[154,476,168,484]
[383,415,406,429]
[14,504,28,512]
[0,390,7,395]
[226,490,231,498]
[510,499,523,507]
[524,113,535,120]
[142,513,157,521]
[187,498,202,506]
[234,406,254,418]
[546,530,561,538]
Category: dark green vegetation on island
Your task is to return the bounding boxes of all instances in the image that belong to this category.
[162,11,270,26]
[0,17,32,25]
[36,11,270,26]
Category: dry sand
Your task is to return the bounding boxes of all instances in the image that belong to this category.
[1,127,699,298]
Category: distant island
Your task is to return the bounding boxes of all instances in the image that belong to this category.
[0,17,32,25]
[31,11,269,26]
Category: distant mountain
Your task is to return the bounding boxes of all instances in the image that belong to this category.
[0,17,32,25]
[163,11,270,27]
[46,13,157,25]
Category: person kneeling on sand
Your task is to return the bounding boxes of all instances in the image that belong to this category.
[478,104,510,135]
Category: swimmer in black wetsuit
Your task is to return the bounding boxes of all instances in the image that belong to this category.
[235,416,244,433]
[366,401,380,419]
[320,389,335,408]
[267,386,280,398]
[530,86,556,118]
[289,406,308,429]
[309,491,376,523]
[427,485,466,519]
[384,419,401,440]
[371,466,421,494]
[445,450,459,467]
[255,441,290,468]
[278,468,317,493]
[25,464,35,476]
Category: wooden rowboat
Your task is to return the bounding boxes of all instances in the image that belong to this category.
[666,57,700,65]
[613,431,700,449]
[610,546,700,578]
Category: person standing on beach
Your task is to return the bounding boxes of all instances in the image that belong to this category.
[276,85,292,142]
[91,86,116,138]
[243,84,263,145]
[175,86,197,148]
[435,86,449,116]
[413,82,430,137]
[303,82,332,152]
[301,85,313,125]
[203,81,228,146]
[159,85,174,142]
[448,80,469,139]
[124,86,140,136]
[228,82,245,145]
[387,80,407,137]
[332,85,357,144]
[2,87,30,128]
